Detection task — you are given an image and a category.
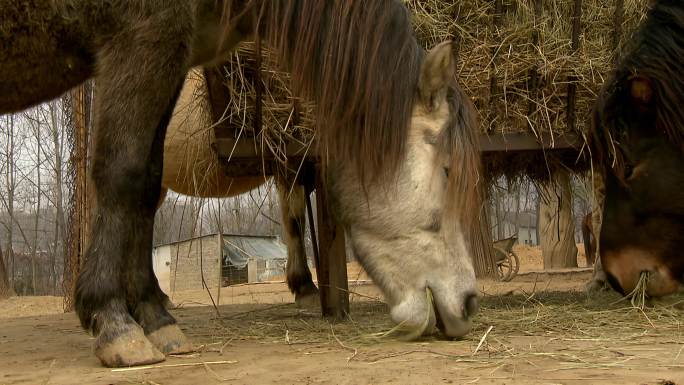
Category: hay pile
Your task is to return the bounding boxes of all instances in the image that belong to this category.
[218,42,316,164]
[218,0,650,177]
[408,0,649,137]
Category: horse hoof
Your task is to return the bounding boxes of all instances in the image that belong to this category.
[146,324,194,355]
[162,296,176,310]
[94,324,165,367]
[295,289,320,309]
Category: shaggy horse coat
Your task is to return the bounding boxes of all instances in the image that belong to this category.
[1,0,481,367]
[589,0,684,297]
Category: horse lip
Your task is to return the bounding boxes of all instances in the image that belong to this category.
[430,289,472,339]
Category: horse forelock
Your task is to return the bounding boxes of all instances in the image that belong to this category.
[591,0,684,180]
[439,83,481,239]
[261,0,423,184]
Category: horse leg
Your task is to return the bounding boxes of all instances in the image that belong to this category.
[142,185,192,354]
[74,15,193,367]
[274,170,319,308]
[586,170,610,293]
[154,186,177,311]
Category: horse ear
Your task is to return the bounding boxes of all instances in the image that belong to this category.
[419,41,456,111]
[628,75,653,112]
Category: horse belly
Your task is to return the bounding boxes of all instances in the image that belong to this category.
[0,0,94,113]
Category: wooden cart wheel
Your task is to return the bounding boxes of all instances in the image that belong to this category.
[505,250,520,281]
[494,247,512,281]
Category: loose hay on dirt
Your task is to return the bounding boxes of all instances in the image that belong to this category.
[177,288,684,369]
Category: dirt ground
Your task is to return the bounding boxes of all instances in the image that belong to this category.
[1,249,683,385]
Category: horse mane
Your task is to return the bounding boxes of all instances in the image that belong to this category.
[440,84,482,237]
[591,0,684,177]
[221,1,480,230]
[257,0,423,183]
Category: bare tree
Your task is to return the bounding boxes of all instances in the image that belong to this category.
[0,99,70,296]
[48,101,68,293]
[1,114,18,287]
[0,237,12,298]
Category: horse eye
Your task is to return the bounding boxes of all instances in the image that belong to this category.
[443,167,450,178]
[624,163,634,180]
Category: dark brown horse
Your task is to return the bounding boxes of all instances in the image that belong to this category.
[590,0,684,298]
[1,0,481,368]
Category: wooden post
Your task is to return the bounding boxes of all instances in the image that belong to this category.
[566,0,583,132]
[313,168,349,319]
[527,0,542,131]
[487,0,504,133]
[203,66,233,140]
[612,0,625,64]
[216,232,223,305]
[64,82,91,312]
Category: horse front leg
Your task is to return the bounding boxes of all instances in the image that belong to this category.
[274,169,319,308]
[74,15,193,367]
[142,185,193,354]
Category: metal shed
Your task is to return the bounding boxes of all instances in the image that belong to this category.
[152,233,287,296]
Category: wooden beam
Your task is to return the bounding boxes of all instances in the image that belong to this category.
[216,132,583,162]
[479,132,582,152]
[203,65,233,140]
[314,167,349,319]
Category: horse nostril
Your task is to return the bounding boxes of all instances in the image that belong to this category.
[463,293,479,319]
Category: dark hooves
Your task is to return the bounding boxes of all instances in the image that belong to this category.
[146,324,195,355]
[94,324,165,368]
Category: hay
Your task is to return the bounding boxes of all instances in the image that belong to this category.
[219,42,317,164]
[404,0,650,180]
[213,1,650,179]
[192,289,684,369]
[405,0,649,137]
[623,271,650,309]
[359,287,435,342]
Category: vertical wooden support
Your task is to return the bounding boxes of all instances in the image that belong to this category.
[487,0,504,133]
[216,233,223,305]
[566,0,583,132]
[612,0,625,63]
[527,0,543,130]
[203,66,232,140]
[64,82,91,311]
[313,168,349,319]
[304,189,320,271]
